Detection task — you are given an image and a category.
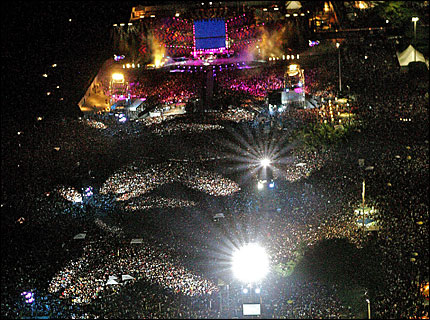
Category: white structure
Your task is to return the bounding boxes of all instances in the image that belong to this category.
[396,45,429,69]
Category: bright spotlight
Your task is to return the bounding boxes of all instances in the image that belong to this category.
[255,288,261,294]
[242,288,249,294]
[260,158,271,167]
[232,243,270,284]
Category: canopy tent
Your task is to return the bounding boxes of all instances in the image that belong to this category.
[73,233,86,240]
[106,278,119,285]
[396,45,429,69]
[130,238,143,244]
[122,274,135,281]
[213,213,225,219]
[285,1,302,10]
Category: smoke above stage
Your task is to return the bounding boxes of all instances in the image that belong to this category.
[239,25,287,61]
[258,25,286,59]
[149,34,167,68]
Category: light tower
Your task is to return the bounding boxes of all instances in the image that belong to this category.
[231,243,269,317]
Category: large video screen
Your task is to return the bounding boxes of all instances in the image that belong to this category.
[243,304,261,316]
[194,19,226,50]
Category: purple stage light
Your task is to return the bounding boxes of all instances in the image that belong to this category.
[22,291,35,303]
[84,186,93,197]
[309,40,320,47]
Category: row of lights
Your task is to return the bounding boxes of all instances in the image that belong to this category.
[138,13,182,19]
[173,61,247,70]
[113,23,134,27]
[122,63,142,69]
[285,13,305,17]
[126,8,309,24]
[165,45,193,49]
[226,14,246,23]
[268,54,299,61]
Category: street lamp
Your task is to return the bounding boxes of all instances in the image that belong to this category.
[366,298,371,319]
[412,17,419,62]
[336,42,342,93]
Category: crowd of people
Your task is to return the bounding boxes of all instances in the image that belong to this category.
[123,196,197,211]
[1,28,428,319]
[48,237,219,305]
[217,65,285,98]
[98,161,241,200]
[127,71,203,106]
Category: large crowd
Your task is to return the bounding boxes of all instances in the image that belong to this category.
[217,65,285,98]
[1,28,428,320]
[98,161,241,200]
[127,70,203,106]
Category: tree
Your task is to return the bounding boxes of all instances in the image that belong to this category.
[372,1,418,28]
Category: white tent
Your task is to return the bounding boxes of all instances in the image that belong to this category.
[396,45,429,69]
[73,233,86,240]
[285,1,302,10]
[106,278,119,285]
[122,275,135,281]
[130,238,143,244]
[213,213,225,219]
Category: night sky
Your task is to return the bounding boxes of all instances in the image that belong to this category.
[2,1,137,123]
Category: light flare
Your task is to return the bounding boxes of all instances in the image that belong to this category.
[232,243,270,283]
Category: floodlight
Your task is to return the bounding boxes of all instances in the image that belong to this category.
[243,288,249,294]
[232,243,270,283]
[255,288,261,294]
[260,158,271,167]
